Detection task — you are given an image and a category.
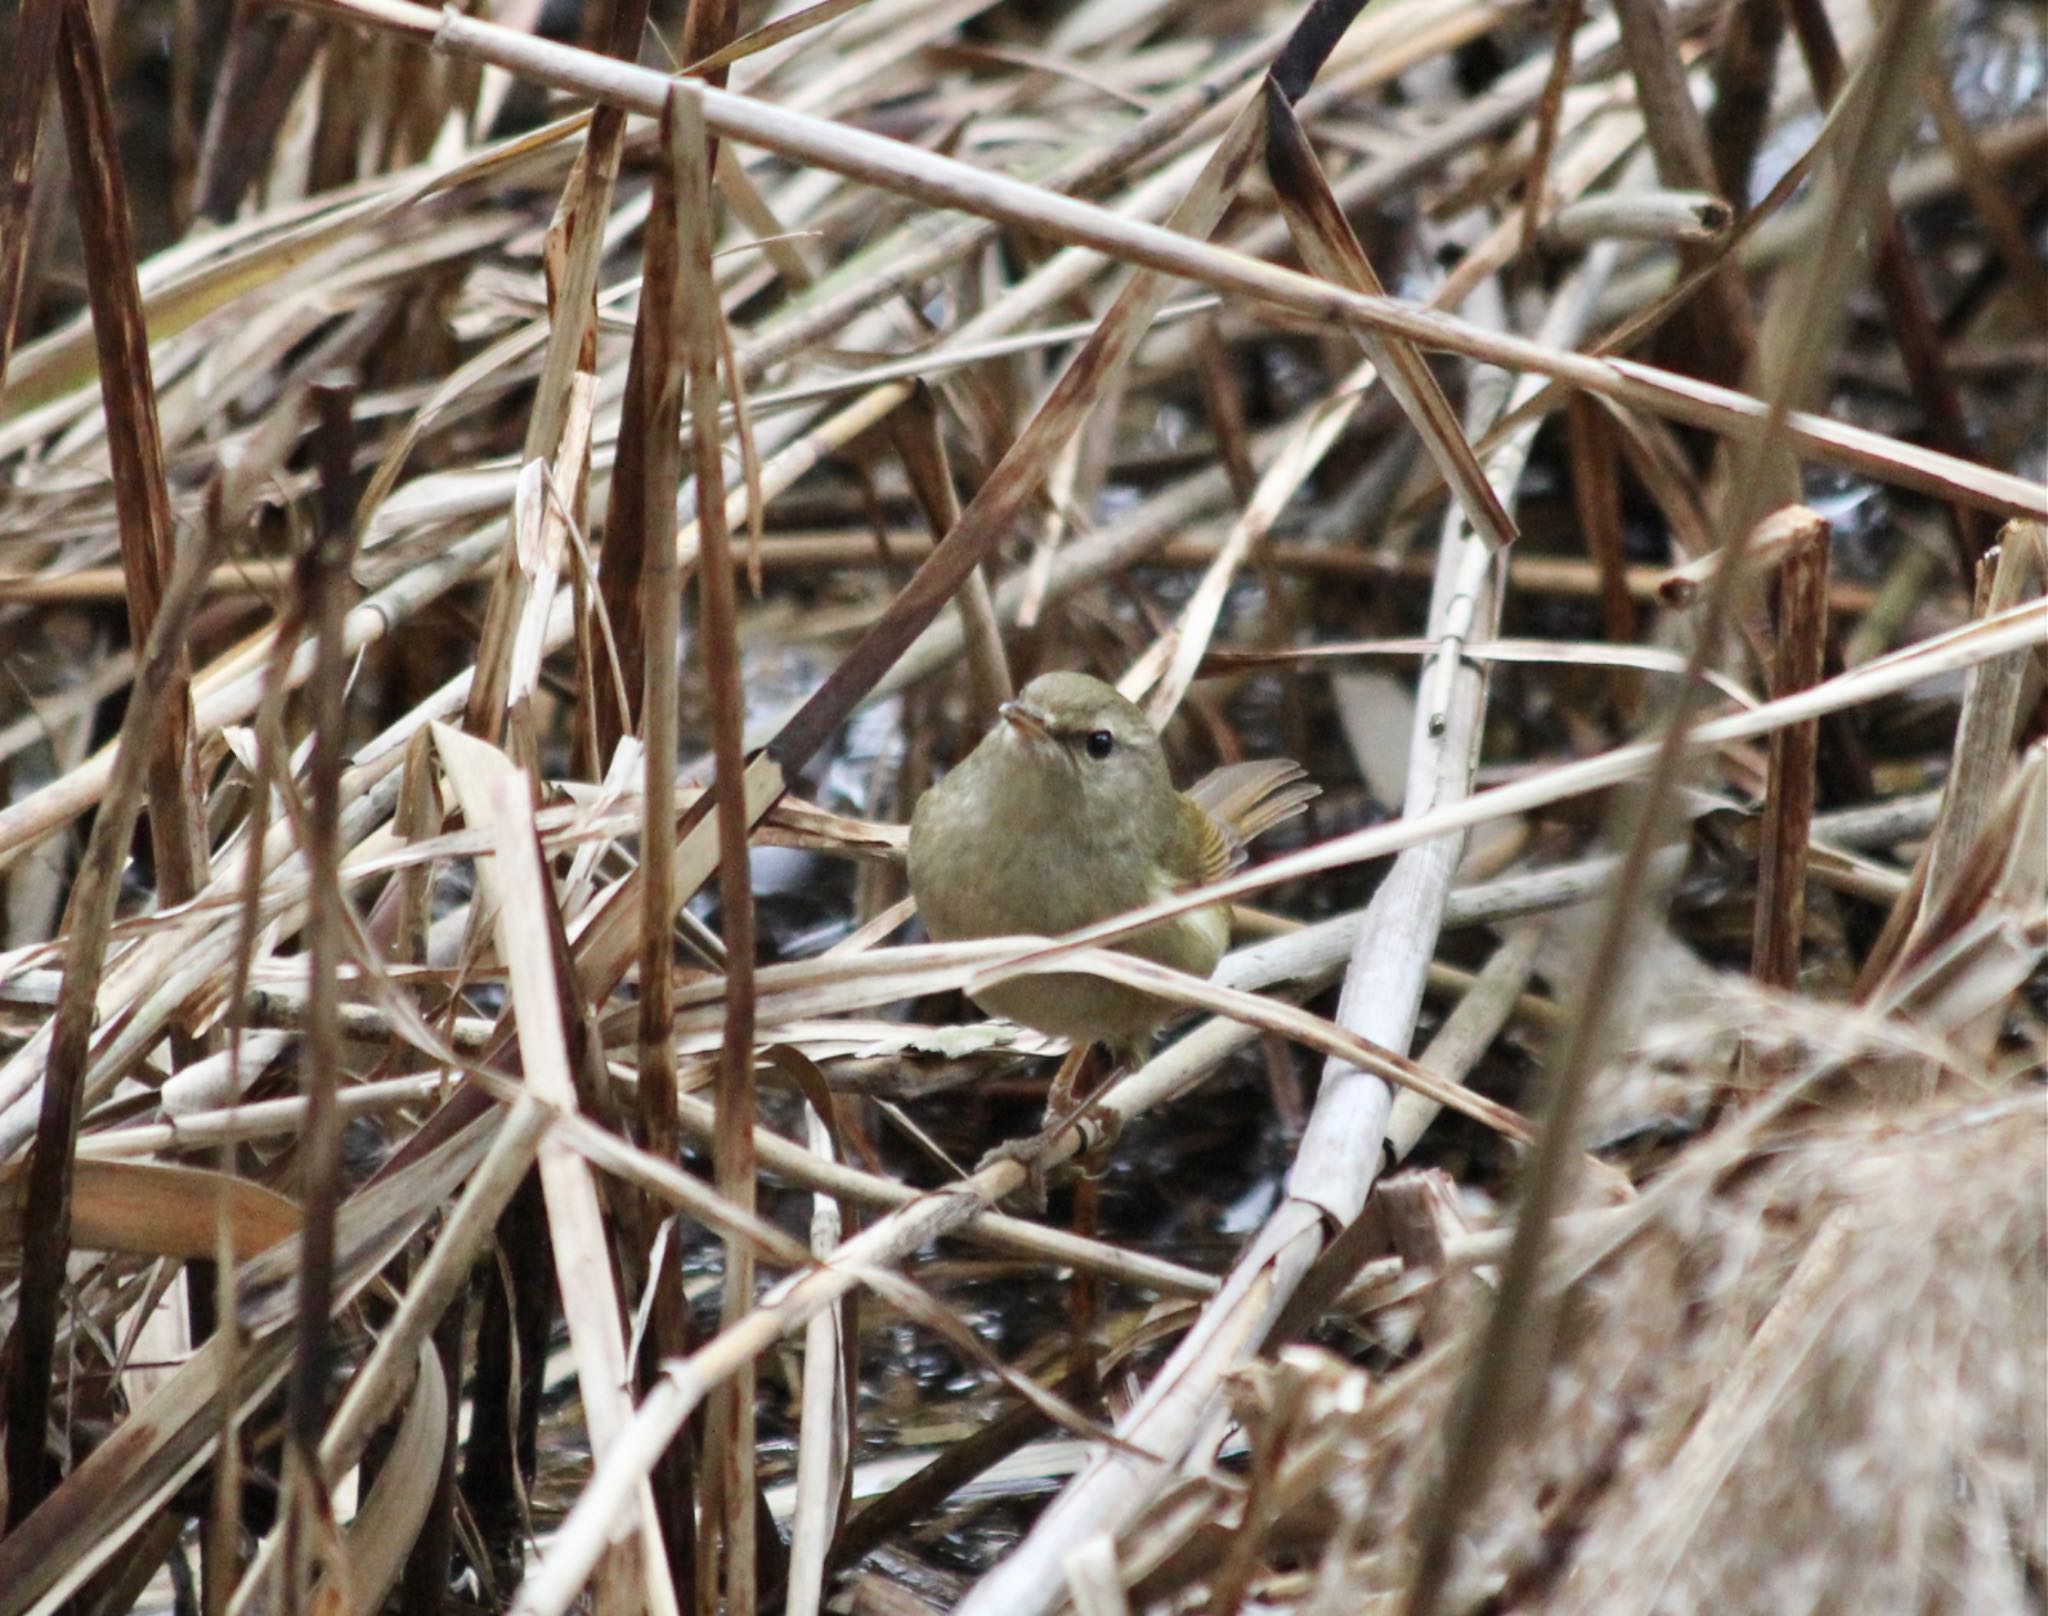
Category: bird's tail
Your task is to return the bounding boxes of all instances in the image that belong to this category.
[1188,759,1319,852]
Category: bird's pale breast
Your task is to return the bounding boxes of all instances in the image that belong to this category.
[908,752,1228,1048]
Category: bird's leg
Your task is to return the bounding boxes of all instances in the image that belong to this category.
[1043,1043,1096,1127]
[1049,1042,1133,1191]
[1071,1041,1134,1179]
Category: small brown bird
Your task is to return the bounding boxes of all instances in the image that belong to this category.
[907,672,1316,1102]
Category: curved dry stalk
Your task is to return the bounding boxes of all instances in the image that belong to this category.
[287,0,2045,520]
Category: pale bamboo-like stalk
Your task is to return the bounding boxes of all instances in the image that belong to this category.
[783,1100,848,1616]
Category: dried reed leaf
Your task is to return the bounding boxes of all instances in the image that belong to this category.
[0,1158,299,1259]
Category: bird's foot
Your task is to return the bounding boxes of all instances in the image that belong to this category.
[973,1132,1057,1214]
[973,1045,1132,1210]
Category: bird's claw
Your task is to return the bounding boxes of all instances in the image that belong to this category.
[976,1132,1061,1213]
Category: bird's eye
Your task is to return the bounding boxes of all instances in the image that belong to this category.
[1084,729,1115,759]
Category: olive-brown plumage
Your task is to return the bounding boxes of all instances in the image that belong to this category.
[907,672,1316,1062]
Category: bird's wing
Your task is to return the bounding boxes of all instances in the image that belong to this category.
[1175,789,1243,888]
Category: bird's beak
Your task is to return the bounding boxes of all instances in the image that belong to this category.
[998,699,1054,745]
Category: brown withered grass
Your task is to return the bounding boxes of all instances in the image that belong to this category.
[0,0,2041,1612]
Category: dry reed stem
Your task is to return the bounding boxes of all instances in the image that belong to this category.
[631,81,698,1596]
[285,0,2047,521]
[51,0,210,961]
[275,381,360,1611]
[666,75,767,1616]
[0,0,65,390]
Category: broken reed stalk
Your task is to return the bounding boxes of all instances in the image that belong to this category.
[206,593,298,1612]
[1844,525,2044,999]
[1750,508,1831,991]
[1920,524,2047,916]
